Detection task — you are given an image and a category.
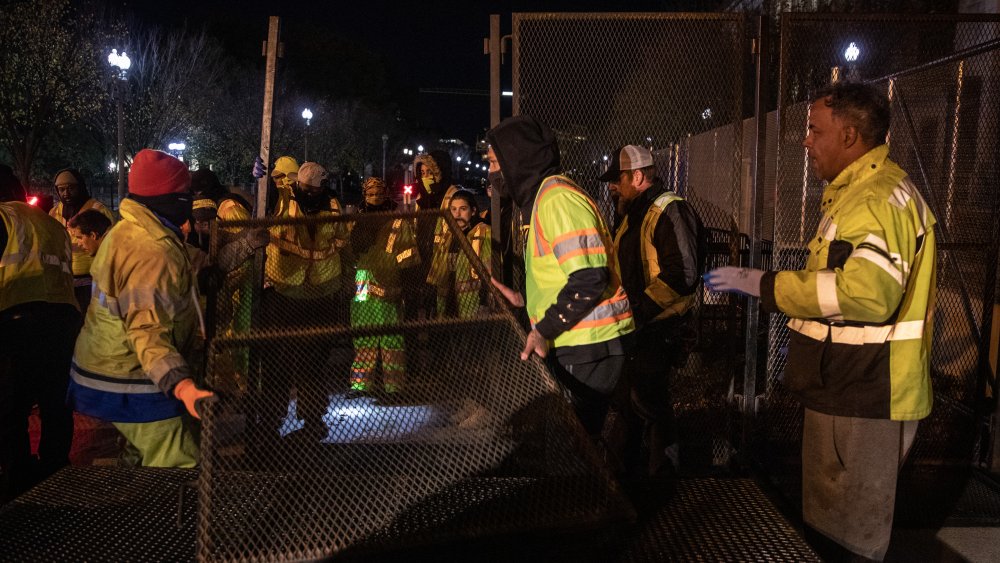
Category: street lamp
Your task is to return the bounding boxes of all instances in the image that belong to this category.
[108,49,131,205]
[302,108,313,161]
[167,142,186,162]
[381,133,388,180]
[417,145,424,153]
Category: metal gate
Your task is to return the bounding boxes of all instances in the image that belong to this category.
[761,13,1000,506]
[510,12,1000,484]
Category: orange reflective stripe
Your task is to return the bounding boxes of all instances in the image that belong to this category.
[556,246,604,265]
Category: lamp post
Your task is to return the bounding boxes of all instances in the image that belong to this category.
[302,108,313,161]
[108,49,131,205]
[381,133,388,180]
[167,142,186,162]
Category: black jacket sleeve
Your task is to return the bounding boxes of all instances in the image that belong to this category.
[534,266,608,340]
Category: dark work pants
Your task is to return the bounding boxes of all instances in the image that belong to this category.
[617,318,688,477]
[259,290,344,439]
[0,302,81,501]
[548,353,626,438]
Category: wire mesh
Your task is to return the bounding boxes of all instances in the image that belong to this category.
[764,13,1000,499]
[512,12,750,471]
[197,208,632,562]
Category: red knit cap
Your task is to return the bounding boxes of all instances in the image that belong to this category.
[129,149,191,197]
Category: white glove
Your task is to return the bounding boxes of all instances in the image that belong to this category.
[703,267,765,297]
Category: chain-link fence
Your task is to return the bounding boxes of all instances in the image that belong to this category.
[762,13,1000,505]
[197,208,632,561]
[512,12,750,470]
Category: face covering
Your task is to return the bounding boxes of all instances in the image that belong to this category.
[131,193,192,234]
[293,185,329,214]
[422,177,435,191]
[487,170,506,199]
[365,188,387,206]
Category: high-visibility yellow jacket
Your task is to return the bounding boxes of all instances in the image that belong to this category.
[425,185,461,286]
[0,201,76,313]
[216,196,251,234]
[266,196,349,299]
[50,198,115,277]
[455,221,491,301]
[760,145,937,421]
[355,217,420,303]
[526,175,634,348]
[69,198,202,423]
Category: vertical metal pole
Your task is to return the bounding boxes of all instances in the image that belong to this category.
[303,125,308,162]
[489,14,501,129]
[382,134,388,180]
[256,16,280,219]
[116,83,126,205]
[740,16,768,466]
[945,60,964,230]
[488,14,503,280]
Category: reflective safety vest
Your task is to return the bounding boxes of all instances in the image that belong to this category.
[354,217,420,303]
[266,196,349,299]
[767,145,936,421]
[454,222,491,318]
[613,190,694,323]
[50,198,115,277]
[69,198,201,423]
[425,185,461,286]
[0,201,76,313]
[525,175,634,348]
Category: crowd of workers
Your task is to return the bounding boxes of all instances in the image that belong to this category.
[0,80,936,561]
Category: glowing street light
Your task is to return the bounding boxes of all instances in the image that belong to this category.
[108,49,132,205]
[302,108,313,160]
[844,42,860,62]
[167,142,186,162]
[417,145,424,153]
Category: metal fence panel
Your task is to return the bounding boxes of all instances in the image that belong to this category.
[512,12,750,470]
[196,209,631,561]
[764,13,1000,500]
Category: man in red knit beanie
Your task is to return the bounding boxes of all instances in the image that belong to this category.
[68,149,215,468]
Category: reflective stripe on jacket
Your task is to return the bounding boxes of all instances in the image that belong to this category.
[0,202,76,312]
[266,197,348,298]
[425,185,461,286]
[526,175,634,348]
[613,188,696,326]
[762,145,936,421]
[50,198,115,277]
[70,198,201,422]
[355,217,420,303]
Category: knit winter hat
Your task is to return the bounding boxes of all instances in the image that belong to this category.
[129,149,191,197]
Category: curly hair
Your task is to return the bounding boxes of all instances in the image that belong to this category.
[811,82,890,147]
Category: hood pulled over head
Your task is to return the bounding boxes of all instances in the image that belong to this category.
[485,115,560,223]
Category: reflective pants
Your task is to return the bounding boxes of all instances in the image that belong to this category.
[351,297,406,391]
[113,416,199,468]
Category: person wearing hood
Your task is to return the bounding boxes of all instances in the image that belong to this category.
[486,116,635,439]
[428,189,491,318]
[67,149,214,468]
[413,150,460,318]
[262,162,349,440]
[1,164,80,500]
[49,168,115,310]
[349,177,420,398]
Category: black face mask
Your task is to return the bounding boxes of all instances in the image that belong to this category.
[487,170,506,199]
[293,185,328,214]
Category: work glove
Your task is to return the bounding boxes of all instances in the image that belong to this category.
[252,156,266,179]
[173,378,216,420]
[703,267,765,298]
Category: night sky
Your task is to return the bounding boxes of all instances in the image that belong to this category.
[123,0,723,144]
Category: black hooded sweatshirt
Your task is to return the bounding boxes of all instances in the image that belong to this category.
[486,116,622,360]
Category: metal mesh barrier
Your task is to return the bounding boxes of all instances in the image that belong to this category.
[763,14,1000,501]
[198,209,632,561]
[0,467,197,561]
[512,12,750,470]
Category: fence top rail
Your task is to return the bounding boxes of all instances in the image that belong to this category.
[781,12,1000,24]
[512,12,744,22]
[868,36,1000,84]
